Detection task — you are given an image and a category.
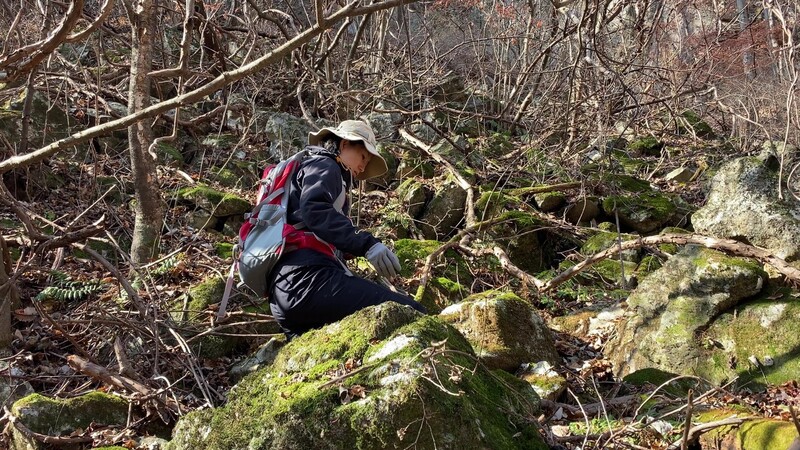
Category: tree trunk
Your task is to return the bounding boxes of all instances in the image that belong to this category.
[0,237,15,350]
[127,0,164,265]
[736,0,755,79]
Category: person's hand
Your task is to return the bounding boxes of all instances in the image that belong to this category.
[366,243,401,278]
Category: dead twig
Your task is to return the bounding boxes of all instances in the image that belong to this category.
[680,389,693,450]
[669,417,753,449]
[67,355,184,414]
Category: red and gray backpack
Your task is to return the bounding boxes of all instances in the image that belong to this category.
[218,150,309,317]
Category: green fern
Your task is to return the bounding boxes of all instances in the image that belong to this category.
[36,271,105,303]
[151,255,180,277]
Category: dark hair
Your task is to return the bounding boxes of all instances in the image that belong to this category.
[318,135,342,156]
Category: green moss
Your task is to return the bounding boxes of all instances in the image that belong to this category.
[186,276,225,321]
[627,136,664,156]
[592,259,638,284]
[568,417,625,436]
[738,419,796,449]
[698,290,800,387]
[12,392,128,436]
[602,192,676,232]
[157,141,184,165]
[394,239,473,286]
[582,228,638,256]
[210,167,243,188]
[635,255,662,278]
[169,277,240,357]
[475,190,522,220]
[202,133,240,150]
[690,250,765,274]
[696,412,798,449]
[178,184,251,217]
[394,239,440,278]
[623,368,702,397]
[168,304,547,450]
[605,174,652,193]
[680,111,715,138]
[215,242,234,259]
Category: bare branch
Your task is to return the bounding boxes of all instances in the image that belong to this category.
[0,0,85,82]
[66,0,116,43]
[541,233,800,293]
[0,0,421,175]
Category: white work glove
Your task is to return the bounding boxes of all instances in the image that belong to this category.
[365,243,402,278]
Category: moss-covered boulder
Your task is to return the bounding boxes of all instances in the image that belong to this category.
[395,178,429,218]
[475,191,548,272]
[397,151,435,179]
[598,174,677,233]
[518,361,567,401]
[581,225,640,262]
[627,136,664,156]
[697,410,796,450]
[601,192,676,233]
[534,191,566,212]
[606,246,766,382]
[178,184,251,218]
[172,277,241,358]
[11,392,128,450]
[564,197,601,224]
[1,91,76,144]
[254,111,314,160]
[366,143,399,189]
[419,176,467,239]
[427,137,476,184]
[394,239,472,312]
[692,152,800,261]
[167,303,547,450]
[579,225,643,285]
[699,286,800,387]
[440,291,559,372]
[679,110,715,138]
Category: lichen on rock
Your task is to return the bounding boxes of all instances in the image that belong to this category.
[606,245,766,381]
[167,302,548,450]
[440,290,560,372]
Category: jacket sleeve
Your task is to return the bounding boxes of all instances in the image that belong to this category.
[296,157,380,256]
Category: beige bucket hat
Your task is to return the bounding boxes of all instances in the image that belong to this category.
[308,120,388,180]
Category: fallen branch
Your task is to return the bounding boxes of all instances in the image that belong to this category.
[668,417,753,449]
[541,395,639,419]
[540,233,800,293]
[399,127,476,227]
[67,354,183,414]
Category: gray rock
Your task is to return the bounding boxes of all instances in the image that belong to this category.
[395,178,429,218]
[440,291,560,371]
[692,153,800,261]
[256,111,316,160]
[535,191,566,212]
[606,246,765,379]
[664,167,694,183]
[419,176,467,239]
[229,337,286,383]
[167,303,548,450]
[178,184,251,217]
[564,197,600,224]
[11,391,128,450]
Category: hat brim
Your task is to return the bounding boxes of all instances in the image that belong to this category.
[308,127,388,180]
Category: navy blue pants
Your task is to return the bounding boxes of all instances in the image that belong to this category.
[268,249,426,338]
